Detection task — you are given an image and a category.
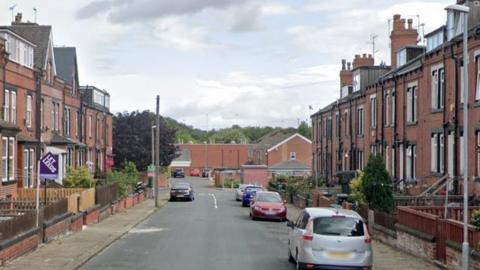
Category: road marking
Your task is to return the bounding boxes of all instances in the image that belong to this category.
[210,193,218,209]
[129,227,168,234]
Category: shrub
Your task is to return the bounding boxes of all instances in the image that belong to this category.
[105,162,139,198]
[472,209,480,230]
[64,167,95,188]
[349,170,367,206]
[224,179,240,188]
[362,155,394,213]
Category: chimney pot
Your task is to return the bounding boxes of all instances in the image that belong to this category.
[363,53,367,58]
[355,54,360,59]
[407,19,413,29]
[368,54,372,58]
[347,62,351,70]
[393,14,401,21]
[341,59,346,70]
[14,13,22,23]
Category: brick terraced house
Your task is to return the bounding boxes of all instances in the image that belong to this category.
[312,1,480,195]
[0,13,113,199]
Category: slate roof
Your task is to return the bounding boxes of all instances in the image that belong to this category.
[252,129,296,150]
[50,133,76,145]
[269,160,311,170]
[8,23,51,69]
[54,47,78,85]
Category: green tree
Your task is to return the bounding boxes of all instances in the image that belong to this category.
[210,128,247,143]
[297,121,312,139]
[361,155,394,213]
[113,111,177,171]
[64,167,95,188]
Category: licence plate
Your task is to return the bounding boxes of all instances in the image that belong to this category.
[176,194,184,197]
[327,252,353,260]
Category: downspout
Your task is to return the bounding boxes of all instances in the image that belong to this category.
[393,74,398,181]
[402,75,407,181]
[380,80,385,156]
[450,44,459,194]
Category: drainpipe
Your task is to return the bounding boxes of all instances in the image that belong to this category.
[402,75,407,181]
[450,44,460,194]
[393,75,398,182]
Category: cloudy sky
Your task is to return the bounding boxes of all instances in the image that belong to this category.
[0,0,452,129]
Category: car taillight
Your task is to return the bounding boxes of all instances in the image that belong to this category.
[302,234,313,241]
[364,237,372,244]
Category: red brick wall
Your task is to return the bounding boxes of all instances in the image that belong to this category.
[0,183,17,199]
[0,232,40,265]
[44,216,71,242]
[267,135,312,168]
[177,144,250,170]
[83,208,100,225]
[242,168,268,186]
[69,214,83,233]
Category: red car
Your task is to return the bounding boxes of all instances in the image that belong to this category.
[190,168,200,177]
[249,191,287,221]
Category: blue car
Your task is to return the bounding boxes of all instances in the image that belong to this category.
[242,186,263,207]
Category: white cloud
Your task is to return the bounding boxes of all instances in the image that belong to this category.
[261,3,292,16]
[153,17,218,51]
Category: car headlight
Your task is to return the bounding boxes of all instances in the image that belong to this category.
[254,205,262,211]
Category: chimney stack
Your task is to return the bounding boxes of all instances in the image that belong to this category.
[390,14,418,69]
[14,13,22,23]
[340,59,353,89]
[347,62,351,70]
[352,54,374,69]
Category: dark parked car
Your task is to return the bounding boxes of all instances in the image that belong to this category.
[170,183,195,201]
[202,168,210,178]
[172,168,185,178]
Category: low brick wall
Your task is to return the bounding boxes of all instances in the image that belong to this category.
[446,241,480,270]
[395,224,436,261]
[138,193,145,202]
[98,205,111,222]
[117,198,125,212]
[0,227,40,265]
[83,205,101,225]
[372,224,397,248]
[125,196,134,209]
[69,213,84,233]
[43,213,72,243]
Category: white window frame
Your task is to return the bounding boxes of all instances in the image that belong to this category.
[3,90,9,122]
[370,95,377,128]
[357,107,364,136]
[406,85,417,123]
[11,91,16,124]
[290,152,297,160]
[26,95,32,128]
[385,91,390,127]
[476,56,480,101]
[431,68,445,110]
[431,133,445,174]
[391,91,396,125]
[88,115,92,138]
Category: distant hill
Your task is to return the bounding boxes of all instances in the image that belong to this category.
[164,117,310,144]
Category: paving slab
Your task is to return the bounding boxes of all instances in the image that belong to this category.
[1,193,168,270]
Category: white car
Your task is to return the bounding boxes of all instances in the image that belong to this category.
[287,207,373,270]
[234,184,250,201]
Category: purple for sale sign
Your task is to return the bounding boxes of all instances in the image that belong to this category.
[39,152,59,180]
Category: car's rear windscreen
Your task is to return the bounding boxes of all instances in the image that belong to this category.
[313,216,364,237]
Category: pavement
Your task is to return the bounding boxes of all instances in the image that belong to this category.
[3,178,440,270]
[2,191,169,270]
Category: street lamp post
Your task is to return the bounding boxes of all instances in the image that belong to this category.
[446,4,470,270]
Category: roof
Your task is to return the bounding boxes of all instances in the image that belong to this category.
[8,23,52,69]
[54,47,78,85]
[304,207,362,219]
[252,129,297,150]
[269,160,311,170]
[50,133,76,145]
[266,133,312,152]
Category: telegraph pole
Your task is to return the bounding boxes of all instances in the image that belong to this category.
[155,96,160,208]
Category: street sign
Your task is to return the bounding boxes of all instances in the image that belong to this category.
[39,152,59,180]
[147,165,155,177]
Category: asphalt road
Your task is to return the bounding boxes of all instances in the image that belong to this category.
[81,177,296,270]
